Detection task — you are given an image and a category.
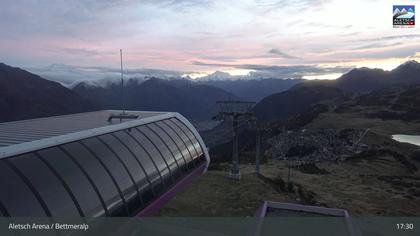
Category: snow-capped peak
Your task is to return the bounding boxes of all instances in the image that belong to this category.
[197,71,236,81]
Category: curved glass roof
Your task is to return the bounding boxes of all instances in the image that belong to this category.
[0,111,209,217]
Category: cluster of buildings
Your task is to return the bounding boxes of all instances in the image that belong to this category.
[268,128,369,164]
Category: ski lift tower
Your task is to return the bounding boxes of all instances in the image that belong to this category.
[215,101,256,179]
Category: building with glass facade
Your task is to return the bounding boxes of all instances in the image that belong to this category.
[0,110,209,217]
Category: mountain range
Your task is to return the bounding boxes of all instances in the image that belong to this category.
[334,60,420,93]
[290,60,420,94]
[253,60,420,121]
[73,77,237,121]
[1,60,419,123]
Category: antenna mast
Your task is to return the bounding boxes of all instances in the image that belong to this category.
[120,49,125,115]
[107,50,140,122]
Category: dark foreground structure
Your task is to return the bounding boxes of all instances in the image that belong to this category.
[0,110,210,217]
[254,201,359,236]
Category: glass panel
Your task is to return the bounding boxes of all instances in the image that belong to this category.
[114,130,162,197]
[140,125,180,179]
[98,134,145,213]
[0,161,47,216]
[83,137,139,215]
[171,118,204,156]
[148,123,187,171]
[156,121,193,166]
[39,147,106,217]
[130,127,172,187]
[62,141,127,216]
[10,153,81,217]
[164,119,198,160]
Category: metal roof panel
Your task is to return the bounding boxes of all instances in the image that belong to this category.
[0,110,169,156]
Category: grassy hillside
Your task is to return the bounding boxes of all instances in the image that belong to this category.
[172,84,420,217]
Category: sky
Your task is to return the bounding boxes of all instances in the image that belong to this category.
[0,0,419,83]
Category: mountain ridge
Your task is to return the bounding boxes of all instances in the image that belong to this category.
[0,62,98,122]
[73,77,237,120]
[252,60,420,122]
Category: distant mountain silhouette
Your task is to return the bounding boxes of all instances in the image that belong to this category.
[334,68,390,92]
[253,61,420,122]
[199,78,303,101]
[73,77,237,120]
[254,84,348,121]
[0,63,98,122]
[4,60,419,123]
[390,60,420,82]
[334,60,420,93]
[291,60,420,93]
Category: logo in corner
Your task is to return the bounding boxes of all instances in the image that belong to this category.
[393,5,415,28]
